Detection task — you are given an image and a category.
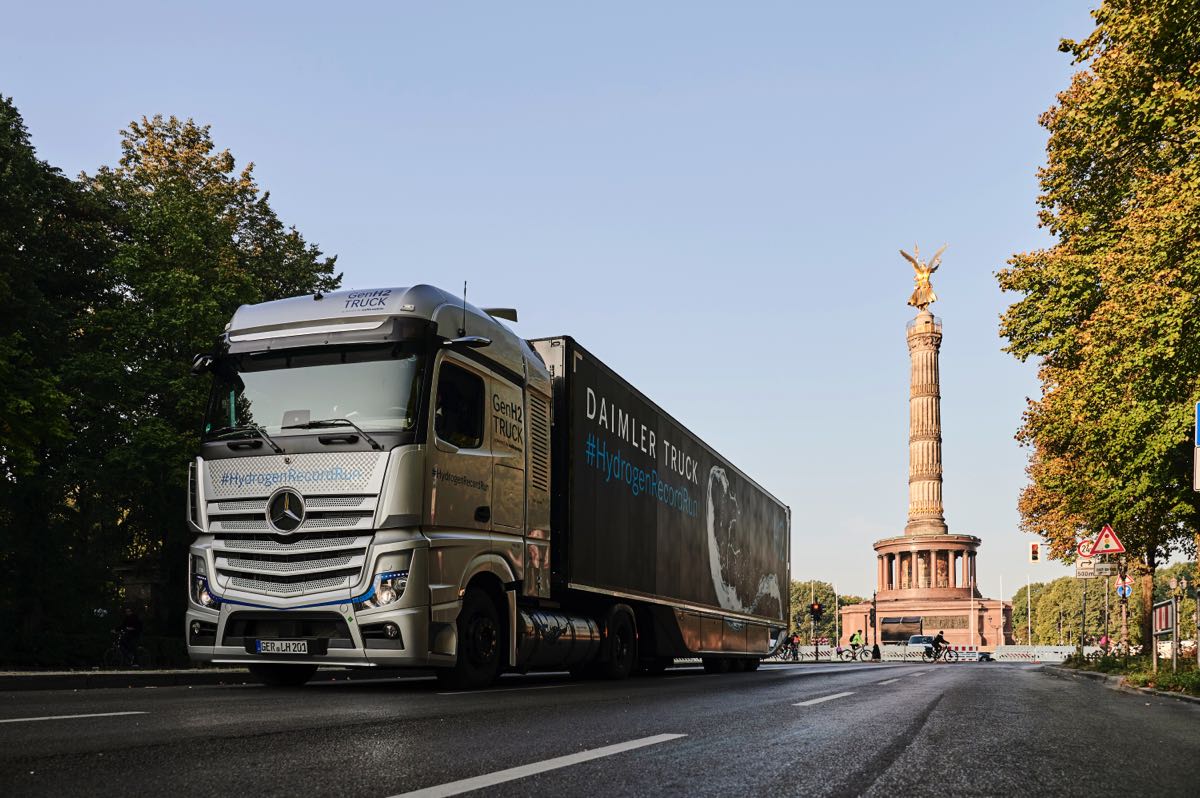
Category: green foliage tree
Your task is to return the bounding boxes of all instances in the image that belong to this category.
[789,579,865,645]
[997,0,1200,646]
[0,96,112,651]
[0,108,340,664]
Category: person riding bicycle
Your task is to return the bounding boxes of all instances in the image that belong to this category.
[849,629,865,654]
[932,630,948,660]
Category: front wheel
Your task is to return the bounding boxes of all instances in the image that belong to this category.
[942,649,959,663]
[858,648,872,662]
[437,587,504,690]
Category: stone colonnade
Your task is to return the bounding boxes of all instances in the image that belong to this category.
[874,548,977,592]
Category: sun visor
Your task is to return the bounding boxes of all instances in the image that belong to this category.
[226,317,436,354]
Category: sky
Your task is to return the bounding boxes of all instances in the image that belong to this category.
[3,1,1107,600]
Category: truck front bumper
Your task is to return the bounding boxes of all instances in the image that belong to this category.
[186,603,453,669]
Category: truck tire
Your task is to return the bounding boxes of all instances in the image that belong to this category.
[437,587,504,690]
[248,664,317,687]
[600,609,637,680]
[743,658,761,672]
[702,657,730,674]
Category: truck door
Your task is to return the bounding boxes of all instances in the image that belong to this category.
[489,376,525,534]
[426,356,492,532]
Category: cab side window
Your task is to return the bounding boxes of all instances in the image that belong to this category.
[435,362,484,449]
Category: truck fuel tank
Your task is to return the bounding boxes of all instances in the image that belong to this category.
[515,609,602,670]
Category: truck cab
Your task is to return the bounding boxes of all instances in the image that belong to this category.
[186,285,551,687]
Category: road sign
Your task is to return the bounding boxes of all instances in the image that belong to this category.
[1076,560,1096,579]
[1116,576,1133,588]
[1091,524,1126,555]
[1153,600,1175,636]
[1117,584,1133,599]
[1077,539,1095,558]
[1095,562,1117,576]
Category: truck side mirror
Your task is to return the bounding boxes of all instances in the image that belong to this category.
[191,354,215,376]
[443,336,492,349]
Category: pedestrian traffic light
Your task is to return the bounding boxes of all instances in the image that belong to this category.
[809,602,823,620]
[1029,542,1041,563]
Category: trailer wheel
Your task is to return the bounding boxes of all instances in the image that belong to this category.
[743,658,761,672]
[437,587,503,690]
[600,609,637,680]
[702,657,730,674]
[249,664,317,687]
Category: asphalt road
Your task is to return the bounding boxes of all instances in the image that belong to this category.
[1,662,1197,797]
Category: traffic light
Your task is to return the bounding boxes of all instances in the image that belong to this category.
[809,602,823,620]
[1029,542,1041,563]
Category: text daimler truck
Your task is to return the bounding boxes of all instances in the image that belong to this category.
[186,284,790,687]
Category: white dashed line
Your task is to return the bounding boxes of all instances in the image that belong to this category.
[877,678,901,685]
[794,691,855,706]
[386,733,687,797]
[0,711,148,725]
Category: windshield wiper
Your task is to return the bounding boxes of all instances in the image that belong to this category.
[208,423,285,454]
[282,418,382,451]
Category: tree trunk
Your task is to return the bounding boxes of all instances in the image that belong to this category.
[1139,549,1156,648]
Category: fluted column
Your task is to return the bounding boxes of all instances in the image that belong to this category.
[949,552,957,589]
[905,311,948,535]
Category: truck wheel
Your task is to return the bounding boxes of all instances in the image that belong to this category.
[437,587,503,690]
[600,610,637,680]
[743,658,760,672]
[248,664,317,687]
[702,657,730,674]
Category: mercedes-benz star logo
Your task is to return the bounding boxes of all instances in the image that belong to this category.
[267,489,305,533]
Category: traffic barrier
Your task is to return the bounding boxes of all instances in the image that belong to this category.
[992,645,1101,663]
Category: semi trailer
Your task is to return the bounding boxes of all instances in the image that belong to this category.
[186,284,790,687]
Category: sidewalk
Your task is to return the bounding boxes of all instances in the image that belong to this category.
[0,667,432,692]
[1043,665,1200,706]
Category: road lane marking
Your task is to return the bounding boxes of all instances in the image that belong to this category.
[877,678,900,685]
[794,691,855,706]
[0,711,147,725]
[437,683,573,696]
[386,733,686,797]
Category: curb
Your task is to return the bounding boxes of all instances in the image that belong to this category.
[0,667,433,692]
[1043,665,1200,706]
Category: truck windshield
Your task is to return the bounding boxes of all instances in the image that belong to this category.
[204,346,425,437]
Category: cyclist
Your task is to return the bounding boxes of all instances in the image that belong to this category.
[849,629,865,656]
[931,630,949,661]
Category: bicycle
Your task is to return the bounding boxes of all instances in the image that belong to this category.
[102,630,148,669]
[921,645,958,663]
[776,640,800,662]
[839,645,871,662]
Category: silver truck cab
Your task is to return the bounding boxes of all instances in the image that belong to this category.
[185,285,551,686]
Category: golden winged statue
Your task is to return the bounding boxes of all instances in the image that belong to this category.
[899,243,947,310]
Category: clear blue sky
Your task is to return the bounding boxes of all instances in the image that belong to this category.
[3,1,1103,599]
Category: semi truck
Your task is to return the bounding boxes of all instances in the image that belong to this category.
[186,284,790,687]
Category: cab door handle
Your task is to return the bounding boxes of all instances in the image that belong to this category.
[474,506,491,523]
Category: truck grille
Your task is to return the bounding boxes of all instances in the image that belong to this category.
[212,532,371,599]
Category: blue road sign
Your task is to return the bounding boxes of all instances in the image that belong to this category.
[1117,584,1133,598]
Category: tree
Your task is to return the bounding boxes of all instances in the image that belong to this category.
[0,96,112,655]
[998,0,1200,646]
[789,579,865,645]
[71,115,342,637]
[0,110,341,664]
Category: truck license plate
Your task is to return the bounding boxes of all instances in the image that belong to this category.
[256,639,308,655]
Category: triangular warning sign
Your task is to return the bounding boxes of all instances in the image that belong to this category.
[1092,523,1126,555]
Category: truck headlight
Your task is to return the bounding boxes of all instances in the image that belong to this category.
[190,555,219,608]
[356,570,409,610]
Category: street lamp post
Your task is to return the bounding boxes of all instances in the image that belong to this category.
[1169,577,1189,673]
